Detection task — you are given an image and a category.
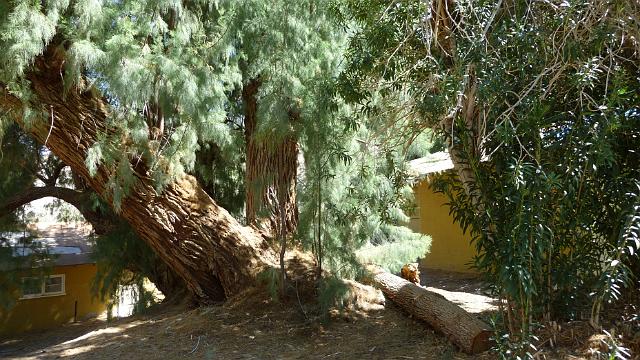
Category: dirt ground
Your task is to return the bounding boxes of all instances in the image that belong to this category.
[0,269,498,360]
[1,297,495,359]
[1,269,634,359]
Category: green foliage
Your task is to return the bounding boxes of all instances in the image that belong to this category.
[0,124,40,223]
[43,199,84,223]
[404,130,444,161]
[0,0,67,80]
[356,227,431,274]
[490,317,538,360]
[0,228,55,310]
[127,277,158,316]
[317,276,349,318]
[592,187,640,323]
[234,0,344,137]
[0,0,348,209]
[91,220,158,303]
[299,114,430,279]
[593,330,632,360]
[194,139,246,217]
[3,0,241,200]
[257,267,281,301]
[1,0,430,316]
[337,0,640,355]
[0,232,30,309]
[0,124,53,308]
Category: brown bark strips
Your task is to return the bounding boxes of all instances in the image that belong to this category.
[367,266,492,354]
[0,45,277,303]
[242,79,298,235]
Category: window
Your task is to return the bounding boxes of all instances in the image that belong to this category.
[21,277,42,297]
[20,274,65,299]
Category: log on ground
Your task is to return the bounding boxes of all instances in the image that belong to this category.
[366,265,492,354]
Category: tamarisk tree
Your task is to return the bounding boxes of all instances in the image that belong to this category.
[0,0,279,303]
[0,123,189,304]
[0,0,428,303]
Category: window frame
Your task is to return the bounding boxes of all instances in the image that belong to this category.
[20,274,66,299]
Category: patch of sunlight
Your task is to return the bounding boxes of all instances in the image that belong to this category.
[60,321,142,345]
[60,344,96,357]
[424,287,499,314]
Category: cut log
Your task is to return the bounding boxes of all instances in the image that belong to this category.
[366,265,492,354]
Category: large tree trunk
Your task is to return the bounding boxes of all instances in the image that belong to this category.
[0,177,189,299]
[0,172,217,308]
[367,266,492,354]
[0,44,277,304]
[242,79,298,235]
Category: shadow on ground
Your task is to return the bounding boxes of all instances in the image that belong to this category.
[0,286,498,360]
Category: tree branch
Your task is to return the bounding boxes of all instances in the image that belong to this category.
[0,185,116,234]
[0,186,88,219]
[46,161,67,186]
[1,43,277,302]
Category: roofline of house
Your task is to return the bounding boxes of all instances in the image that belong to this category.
[407,151,455,181]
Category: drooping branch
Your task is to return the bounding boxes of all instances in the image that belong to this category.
[1,43,278,303]
[3,184,120,235]
[0,186,88,218]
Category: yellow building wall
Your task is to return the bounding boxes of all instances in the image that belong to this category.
[0,263,107,336]
[410,180,477,273]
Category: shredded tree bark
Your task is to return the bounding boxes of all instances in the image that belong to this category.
[0,44,278,303]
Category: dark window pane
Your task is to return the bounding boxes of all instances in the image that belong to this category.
[44,276,63,294]
[22,277,41,296]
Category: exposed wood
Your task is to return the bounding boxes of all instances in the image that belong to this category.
[366,265,492,354]
[0,43,278,304]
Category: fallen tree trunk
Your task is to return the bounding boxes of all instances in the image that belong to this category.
[367,266,492,354]
[0,43,277,303]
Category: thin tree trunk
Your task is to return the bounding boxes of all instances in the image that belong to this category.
[439,64,484,210]
[430,0,485,214]
[242,79,299,235]
[0,44,277,304]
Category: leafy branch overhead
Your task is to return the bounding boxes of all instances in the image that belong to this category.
[0,0,638,357]
[0,0,427,307]
[338,0,640,352]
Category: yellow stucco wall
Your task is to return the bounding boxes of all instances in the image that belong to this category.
[0,263,107,336]
[410,179,477,273]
